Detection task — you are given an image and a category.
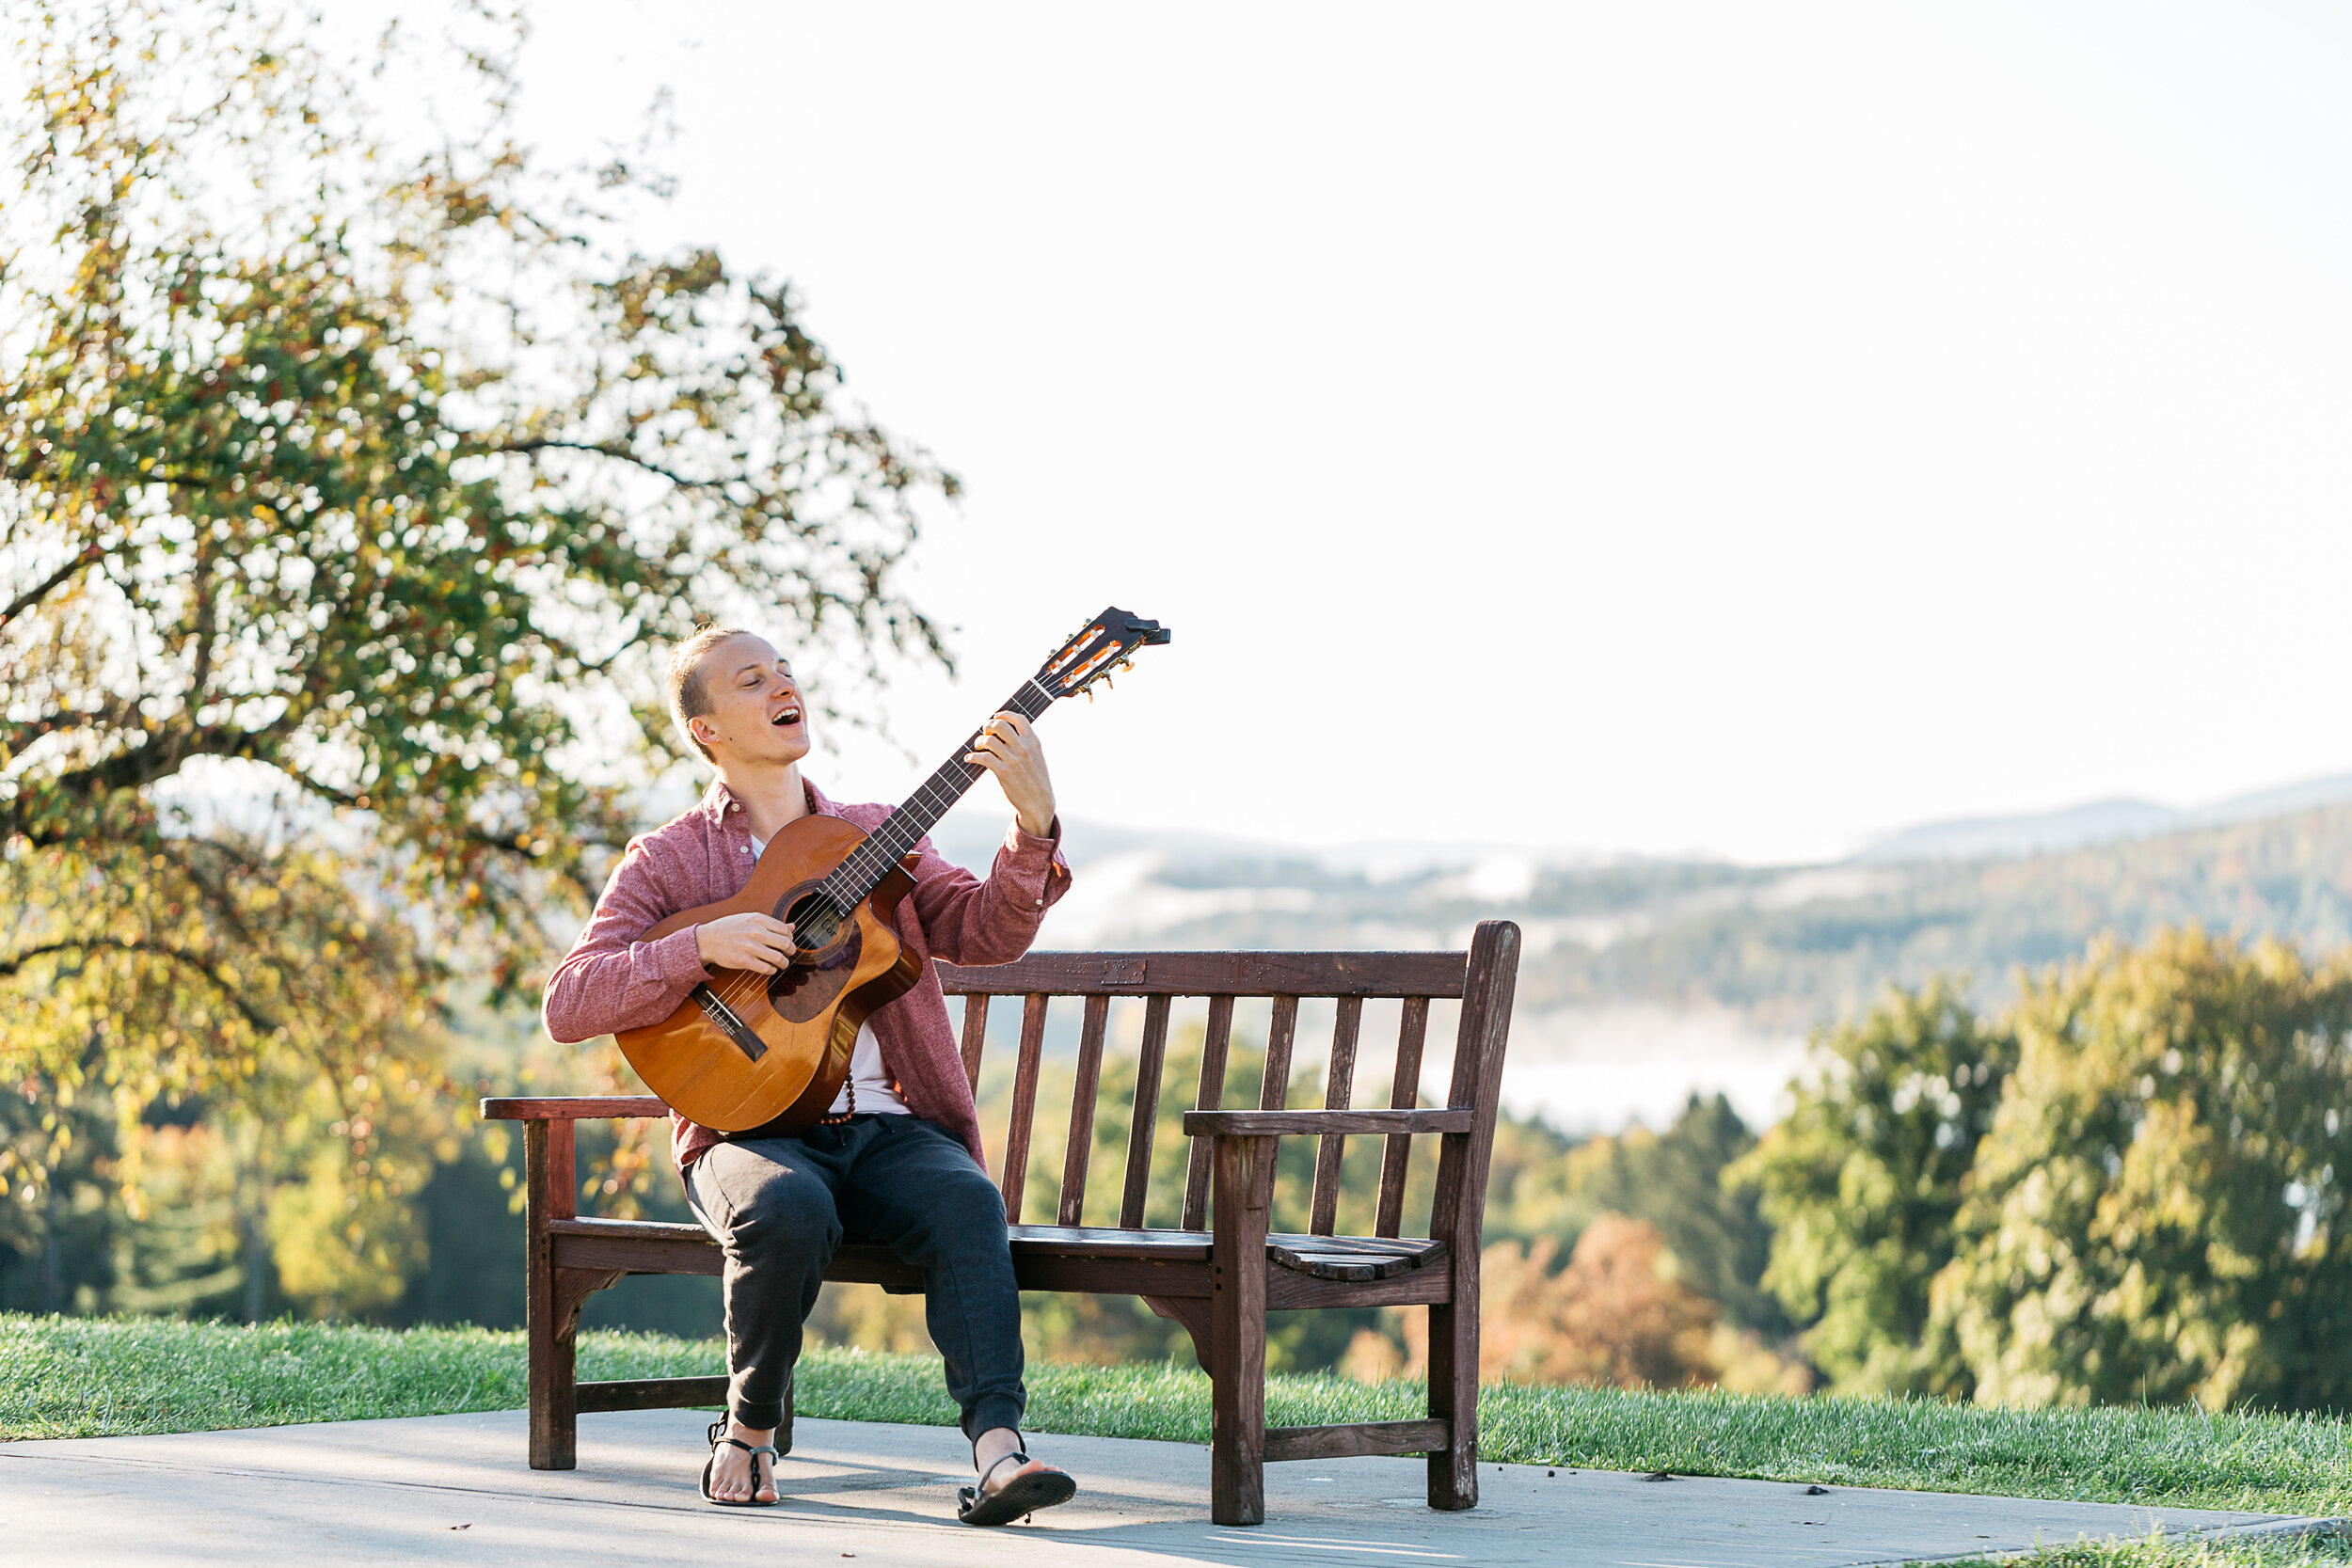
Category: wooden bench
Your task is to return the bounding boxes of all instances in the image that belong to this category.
[483,920,1520,1526]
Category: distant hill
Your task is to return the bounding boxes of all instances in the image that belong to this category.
[1854,798,2180,862]
[1529,800,2352,1026]
[949,799,2352,1034]
[1856,772,2352,863]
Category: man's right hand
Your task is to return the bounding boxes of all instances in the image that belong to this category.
[694,912,798,974]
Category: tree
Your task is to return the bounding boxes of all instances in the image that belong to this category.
[1730,979,2016,1395]
[1389,1216,1720,1389]
[1932,929,2352,1411]
[1554,1092,1785,1337]
[0,1,954,1312]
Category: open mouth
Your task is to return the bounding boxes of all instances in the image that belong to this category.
[771,705,803,728]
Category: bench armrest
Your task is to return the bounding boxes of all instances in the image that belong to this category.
[481,1096,671,1121]
[1181,1108,1472,1137]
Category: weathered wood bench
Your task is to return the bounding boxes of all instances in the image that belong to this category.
[483,920,1519,1526]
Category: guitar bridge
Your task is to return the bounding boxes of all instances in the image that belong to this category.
[692,985,767,1064]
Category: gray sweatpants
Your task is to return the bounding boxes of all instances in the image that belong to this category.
[683,1114,1026,1440]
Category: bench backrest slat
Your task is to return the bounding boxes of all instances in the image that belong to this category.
[1058,994,1112,1225]
[1182,994,1238,1229]
[1375,996,1432,1239]
[935,931,1515,1241]
[1119,994,1172,1228]
[1260,995,1299,1112]
[1308,995,1363,1236]
[959,991,993,1096]
[999,993,1050,1223]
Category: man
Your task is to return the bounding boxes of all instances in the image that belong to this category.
[543,626,1076,1522]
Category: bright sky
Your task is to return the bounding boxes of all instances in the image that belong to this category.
[469,3,2352,862]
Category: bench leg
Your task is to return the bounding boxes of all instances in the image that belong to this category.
[1426,1277,1479,1508]
[1209,1134,1273,1527]
[534,1267,626,1468]
[525,1121,577,1470]
[526,1297,575,1471]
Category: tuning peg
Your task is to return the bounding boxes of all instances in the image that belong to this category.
[1117,658,1135,673]
[1084,687,1094,703]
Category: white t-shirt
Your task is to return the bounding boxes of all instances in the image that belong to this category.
[750,835,910,1118]
[826,1022,911,1117]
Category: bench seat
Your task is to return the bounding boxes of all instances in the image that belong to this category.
[548,1214,1450,1288]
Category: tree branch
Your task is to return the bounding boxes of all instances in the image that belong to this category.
[0,540,105,629]
[187,531,218,703]
[472,436,723,494]
[0,937,280,1036]
[283,766,364,810]
[0,705,122,760]
[17,714,300,806]
[459,824,608,903]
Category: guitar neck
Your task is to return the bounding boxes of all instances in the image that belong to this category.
[821,677,1059,908]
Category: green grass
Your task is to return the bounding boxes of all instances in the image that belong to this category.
[1931,1531,2352,1567]
[0,1314,716,1439]
[7,1313,2352,1544]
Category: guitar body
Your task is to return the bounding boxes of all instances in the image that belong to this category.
[616,813,924,1133]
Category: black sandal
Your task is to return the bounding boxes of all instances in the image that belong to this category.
[956,1438,1076,1528]
[701,1418,780,1508]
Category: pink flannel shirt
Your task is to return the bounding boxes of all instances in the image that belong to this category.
[542,776,1071,1171]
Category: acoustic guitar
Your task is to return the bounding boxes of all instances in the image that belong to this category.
[616,606,1173,1133]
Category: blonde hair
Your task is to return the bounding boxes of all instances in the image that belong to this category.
[666,626,755,762]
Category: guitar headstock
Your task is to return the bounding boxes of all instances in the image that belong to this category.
[1035,606,1172,701]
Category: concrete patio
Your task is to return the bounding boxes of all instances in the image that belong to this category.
[0,1407,2333,1566]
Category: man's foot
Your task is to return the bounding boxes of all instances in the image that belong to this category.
[702,1417,779,1506]
[978,1450,1057,1498]
[959,1427,1076,1527]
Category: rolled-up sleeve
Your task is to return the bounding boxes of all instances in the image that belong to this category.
[542,840,712,1043]
[905,816,1073,966]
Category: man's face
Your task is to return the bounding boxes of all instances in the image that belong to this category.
[689,634,810,768]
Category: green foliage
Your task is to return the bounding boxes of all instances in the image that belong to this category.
[1733,979,2016,1395]
[0,832,450,1319]
[0,0,952,1314]
[2,2,949,879]
[1552,1092,1784,1336]
[0,1078,114,1309]
[1935,930,2352,1412]
[1741,931,2352,1414]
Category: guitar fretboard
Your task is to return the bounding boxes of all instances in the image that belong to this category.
[818,677,1058,910]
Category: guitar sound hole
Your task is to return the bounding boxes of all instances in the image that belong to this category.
[786,893,844,954]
